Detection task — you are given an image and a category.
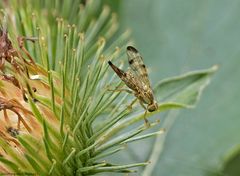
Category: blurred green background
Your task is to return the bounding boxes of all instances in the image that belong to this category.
[102,0,240,175]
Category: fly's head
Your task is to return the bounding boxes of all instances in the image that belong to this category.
[147,101,158,112]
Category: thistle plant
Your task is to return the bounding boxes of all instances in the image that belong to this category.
[0,0,217,175]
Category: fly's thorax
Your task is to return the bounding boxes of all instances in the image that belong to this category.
[147,101,158,112]
[134,88,154,105]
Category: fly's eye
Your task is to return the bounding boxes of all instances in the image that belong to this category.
[148,105,156,112]
[148,108,155,112]
[148,102,158,112]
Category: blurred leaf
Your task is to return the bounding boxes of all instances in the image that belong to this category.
[221,145,240,176]
[154,65,218,107]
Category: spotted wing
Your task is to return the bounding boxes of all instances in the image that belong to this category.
[108,61,142,92]
[108,61,154,105]
[126,46,151,88]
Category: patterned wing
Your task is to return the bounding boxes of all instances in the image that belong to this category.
[108,61,141,92]
[108,60,155,105]
[126,46,151,87]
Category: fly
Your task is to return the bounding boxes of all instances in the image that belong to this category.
[108,46,158,125]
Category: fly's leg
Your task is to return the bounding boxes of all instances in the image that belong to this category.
[107,87,138,111]
[127,98,138,111]
[139,101,150,127]
[107,88,133,94]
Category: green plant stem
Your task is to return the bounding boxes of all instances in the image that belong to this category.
[142,110,179,176]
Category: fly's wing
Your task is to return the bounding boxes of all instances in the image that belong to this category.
[126,46,151,88]
[108,61,141,92]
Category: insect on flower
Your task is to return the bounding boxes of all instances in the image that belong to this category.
[108,46,158,126]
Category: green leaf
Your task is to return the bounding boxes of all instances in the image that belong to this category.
[154,65,218,108]
[218,145,240,176]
